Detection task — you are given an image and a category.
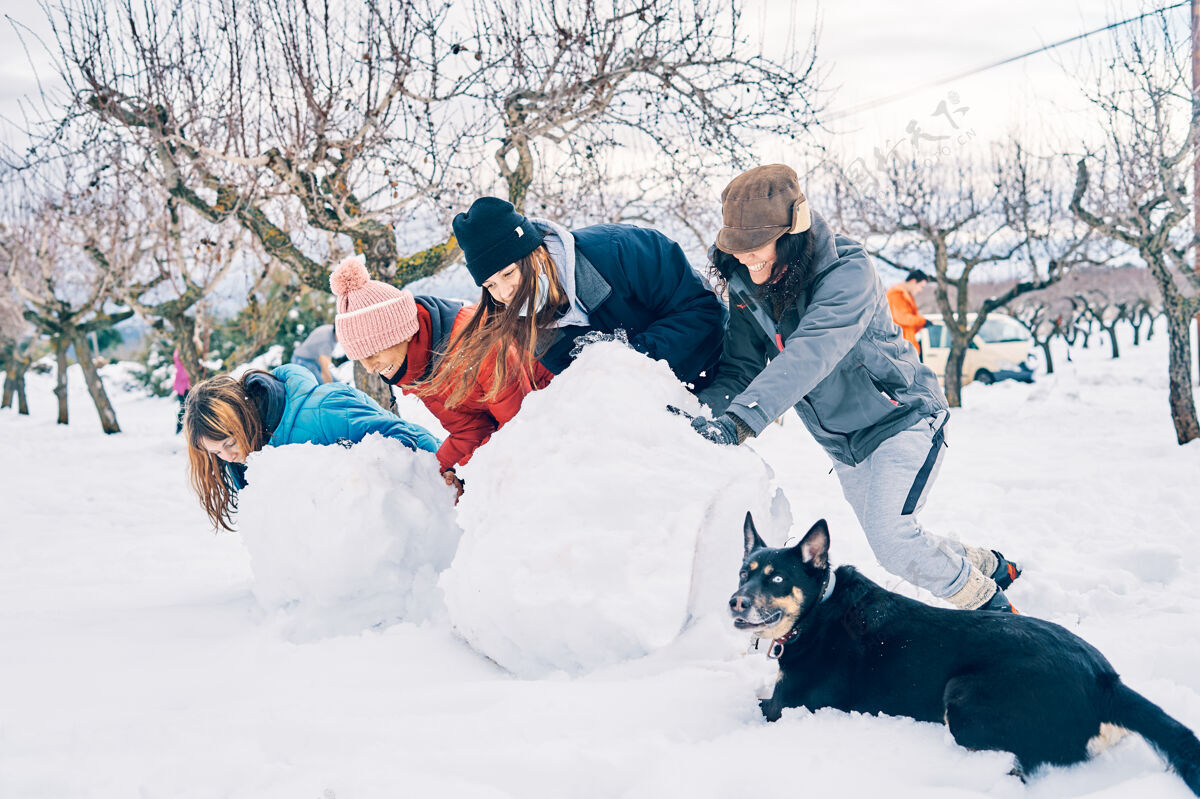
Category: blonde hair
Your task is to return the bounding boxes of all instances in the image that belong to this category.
[182,373,269,531]
[421,246,565,407]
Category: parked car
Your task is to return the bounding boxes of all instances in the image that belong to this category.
[916,313,1035,387]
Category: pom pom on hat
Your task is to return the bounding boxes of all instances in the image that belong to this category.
[330,255,371,297]
[329,257,420,362]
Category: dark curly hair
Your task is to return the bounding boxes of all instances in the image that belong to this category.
[709,231,821,320]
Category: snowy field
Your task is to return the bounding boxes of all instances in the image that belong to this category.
[2,324,1199,799]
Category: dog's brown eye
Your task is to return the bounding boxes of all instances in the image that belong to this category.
[739,572,747,581]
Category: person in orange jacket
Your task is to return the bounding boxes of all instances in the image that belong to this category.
[329,256,552,498]
[886,269,931,356]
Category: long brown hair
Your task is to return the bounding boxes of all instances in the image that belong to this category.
[183,373,269,532]
[421,246,566,407]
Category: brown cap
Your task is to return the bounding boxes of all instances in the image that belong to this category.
[715,164,812,254]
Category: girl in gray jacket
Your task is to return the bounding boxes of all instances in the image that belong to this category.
[694,164,1020,612]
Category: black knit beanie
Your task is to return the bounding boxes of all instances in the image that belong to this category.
[452,197,544,286]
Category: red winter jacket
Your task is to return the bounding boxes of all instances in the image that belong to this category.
[396,304,552,471]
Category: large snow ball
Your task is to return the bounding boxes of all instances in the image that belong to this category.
[440,342,791,678]
[237,435,461,637]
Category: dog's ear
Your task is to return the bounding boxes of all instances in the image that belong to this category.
[792,519,829,569]
[743,512,767,557]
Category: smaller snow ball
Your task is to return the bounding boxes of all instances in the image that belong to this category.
[237,435,461,638]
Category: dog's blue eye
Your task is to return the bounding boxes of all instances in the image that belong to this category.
[771,575,784,584]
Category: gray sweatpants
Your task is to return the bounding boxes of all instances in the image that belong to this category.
[833,413,974,599]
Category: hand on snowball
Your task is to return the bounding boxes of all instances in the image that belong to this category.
[689,413,749,446]
[442,469,465,503]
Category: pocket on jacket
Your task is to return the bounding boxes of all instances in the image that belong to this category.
[807,364,903,434]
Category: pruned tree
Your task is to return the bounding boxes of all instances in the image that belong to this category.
[1005,292,1076,374]
[82,179,255,383]
[469,0,824,212]
[1131,296,1163,345]
[0,272,35,414]
[38,0,470,289]
[32,0,823,299]
[1068,9,1200,444]
[831,142,1089,406]
[1,186,131,433]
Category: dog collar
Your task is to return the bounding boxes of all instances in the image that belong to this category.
[820,569,837,603]
[767,569,836,660]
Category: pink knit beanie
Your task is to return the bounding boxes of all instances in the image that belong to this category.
[329,256,420,360]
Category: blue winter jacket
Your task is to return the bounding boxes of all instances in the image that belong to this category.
[537,224,725,388]
[225,364,440,489]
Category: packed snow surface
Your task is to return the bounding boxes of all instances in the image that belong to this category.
[2,325,1199,798]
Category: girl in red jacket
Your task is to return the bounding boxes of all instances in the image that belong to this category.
[329,256,551,496]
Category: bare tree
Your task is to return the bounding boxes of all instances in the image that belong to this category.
[1,186,131,433]
[469,0,824,211]
[1005,265,1158,368]
[32,0,823,291]
[0,273,35,414]
[38,0,469,289]
[1005,292,1076,374]
[831,143,1087,406]
[1068,10,1200,444]
[1131,296,1164,345]
[81,179,253,383]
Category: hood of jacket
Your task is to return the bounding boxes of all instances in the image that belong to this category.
[244,370,287,439]
[530,217,590,329]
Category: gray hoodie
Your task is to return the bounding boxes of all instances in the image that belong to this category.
[529,217,590,329]
[699,212,947,466]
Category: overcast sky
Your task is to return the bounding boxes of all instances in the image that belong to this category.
[751,0,1181,165]
[0,1,1185,171]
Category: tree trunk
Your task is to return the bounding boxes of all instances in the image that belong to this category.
[1039,340,1054,374]
[168,314,207,386]
[54,337,69,425]
[72,331,122,434]
[1145,312,1156,341]
[1130,318,1142,345]
[1,358,13,408]
[15,370,28,414]
[2,355,31,413]
[944,340,967,408]
[1103,323,1120,359]
[1163,305,1199,444]
[353,361,395,414]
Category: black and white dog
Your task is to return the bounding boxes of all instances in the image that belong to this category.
[730,513,1200,793]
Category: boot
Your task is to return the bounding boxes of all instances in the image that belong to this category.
[945,565,997,610]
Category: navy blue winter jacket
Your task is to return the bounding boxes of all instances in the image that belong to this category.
[537,224,725,388]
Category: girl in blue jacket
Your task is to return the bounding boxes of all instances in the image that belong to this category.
[183,364,439,531]
[422,197,725,403]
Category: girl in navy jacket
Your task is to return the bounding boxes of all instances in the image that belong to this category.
[423,197,724,404]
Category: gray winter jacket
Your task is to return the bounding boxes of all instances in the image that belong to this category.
[698,213,947,466]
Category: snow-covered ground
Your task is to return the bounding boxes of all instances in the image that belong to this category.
[2,325,1199,799]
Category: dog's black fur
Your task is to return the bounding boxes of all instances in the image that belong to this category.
[730,513,1200,793]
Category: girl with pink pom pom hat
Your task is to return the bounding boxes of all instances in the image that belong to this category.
[329,255,552,497]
